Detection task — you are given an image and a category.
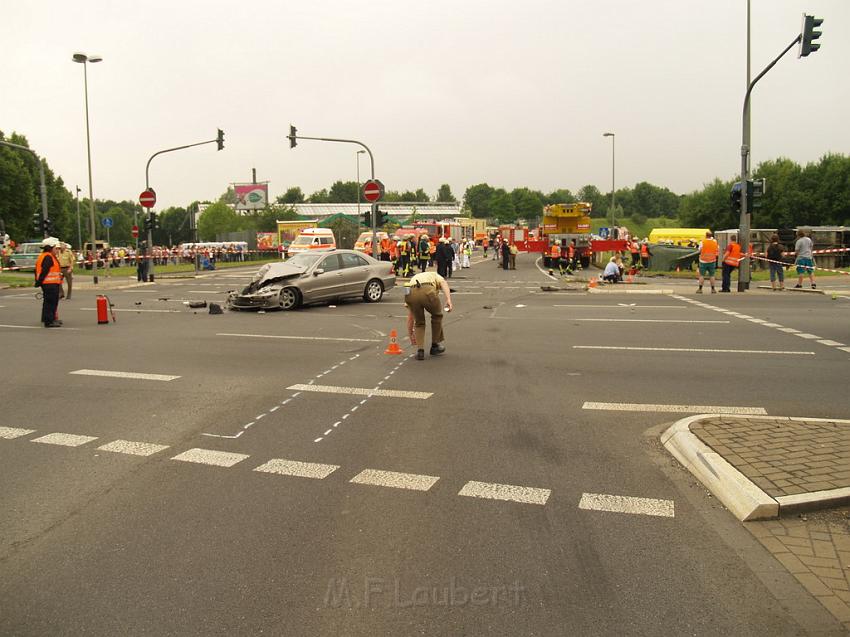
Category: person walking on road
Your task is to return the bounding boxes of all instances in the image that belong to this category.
[501,239,510,270]
[696,231,718,294]
[435,237,451,278]
[56,242,75,299]
[404,270,453,361]
[34,237,63,327]
[509,242,518,270]
[417,234,431,273]
[720,235,743,292]
[767,233,786,291]
[794,229,816,289]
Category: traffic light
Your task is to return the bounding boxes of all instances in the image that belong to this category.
[375,206,388,227]
[363,211,371,227]
[288,124,297,149]
[43,218,53,235]
[33,212,43,235]
[749,178,766,210]
[216,128,225,151]
[730,182,742,214]
[150,212,159,230]
[799,14,823,58]
[143,215,152,232]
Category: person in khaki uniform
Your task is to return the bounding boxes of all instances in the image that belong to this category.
[404,270,453,360]
[56,242,75,299]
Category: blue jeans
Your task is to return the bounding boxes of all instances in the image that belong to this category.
[769,262,784,283]
[721,263,736,291]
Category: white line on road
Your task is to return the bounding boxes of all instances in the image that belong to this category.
[777,327,801,333]
[579,493,675,518]
[217,333,379,343]
[839,347,850,354]
[81,308,182,313]
[171,448,249,467]
[794,333,822,339]
[70,369,181,381]
[98,440,170,456]
[817,339,845,347]
[0,427,36,439]
[349,469,439,491]
[582,402,767,415]
[254,459,339,479]
[31,432,98,447]
[458,481,551,505]
[287,383,432,400]
[552,304,688,309]
[573,318,729,324]
[0,324,41,329]
[573,345,814,355]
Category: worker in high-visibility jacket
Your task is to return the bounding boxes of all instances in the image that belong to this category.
[696,231,719,294]
[380,237,391,262]
[629,240,640,267]
[35,236,63,327]
[639,240,652,269]
[550,242,561,274]
[397,238,410,278]
[721,235,743,293]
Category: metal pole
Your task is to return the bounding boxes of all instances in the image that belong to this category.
[745,0,751,175]
[610,135,616,234]
[75,187,82,250]
[82,61,99,284]
[356,152,362,216]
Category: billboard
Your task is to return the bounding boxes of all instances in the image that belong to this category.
[256,232,278,250]
[234,183,269,210]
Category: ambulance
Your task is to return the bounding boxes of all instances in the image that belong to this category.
[286,228,336,257]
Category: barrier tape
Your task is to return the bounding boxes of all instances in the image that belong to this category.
[749,254,850,276]
[751,246,850,257]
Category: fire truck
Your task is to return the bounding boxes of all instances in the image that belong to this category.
[540,202,594,268]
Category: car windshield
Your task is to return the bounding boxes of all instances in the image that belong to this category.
[286,252,324,267]
[291,236,315,245]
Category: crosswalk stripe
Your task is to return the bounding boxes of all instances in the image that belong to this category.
[0,427,36,439]
[573,318,729,324]
[349,469,439,491]
[573,345,814,355]
[254,459,339,479]
[218,333,379,343]
[98,440,170,456]
[579,493,675,518]
[171,448,249,467]
[31,433,98,447]
[458,481,551,505]
[582,402,767,415]
[70,369,181,381]
[287,384,432,400]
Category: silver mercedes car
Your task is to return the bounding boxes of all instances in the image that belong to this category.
[227,249,396,310]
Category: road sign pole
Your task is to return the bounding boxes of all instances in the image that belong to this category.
[106,224,111,278]
[147,211,155,283]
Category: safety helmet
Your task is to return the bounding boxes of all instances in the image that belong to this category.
[41,236,60,248]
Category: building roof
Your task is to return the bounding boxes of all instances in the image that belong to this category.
[288,202,462,220]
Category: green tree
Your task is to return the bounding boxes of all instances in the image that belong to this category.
[328,180,359,203]
[679,178,736,230]
[156,206,192,245]
[489,189,516,223]
[544,189,576,205]
[197,201,241,240]
[436,184,456,202]
[577,184,606,217]
[308,189,330,203]
[277,187,305,204]
[463,183,495,218]
[510,188,544,221]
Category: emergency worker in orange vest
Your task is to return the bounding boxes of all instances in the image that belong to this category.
[35,236,63,327]
[721,235,743,293]
[696,231,719,294]
[639,240,652,269]
[380,236,391,262]
[550,241,562,274]
[629,240,640,267]
[567,240,577,274]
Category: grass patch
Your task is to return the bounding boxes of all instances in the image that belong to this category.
[591,216,681,240]
[0,273,35,288]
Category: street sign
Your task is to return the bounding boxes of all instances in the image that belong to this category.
[101,217,113,228]
[362,179,384,203]
[139,189,156,209]
[131,225,139,238]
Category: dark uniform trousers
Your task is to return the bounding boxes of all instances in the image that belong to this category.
[41,284,61,324]
[404,283,444,349]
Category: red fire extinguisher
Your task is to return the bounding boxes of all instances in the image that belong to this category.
[96,295,110,324]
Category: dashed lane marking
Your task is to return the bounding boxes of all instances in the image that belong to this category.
[579,493,675,518]
[778,327,801,333]
[573,318,729,324]
[171,448,249,467]
[350,469,440,492]
[70,369,181,381]
[582,401,767,415]
[31,433,98,447]
[81,308,182,313]
[573,345,814,356]
[0,324,40,329]
[254,459,339,479]
[794,333,822,340]
[553,304,688,308]
[288,383,432,400]
[0,427,36,439]
[98,440,170,456]
[217,333,380,343]
[458,481,551,505]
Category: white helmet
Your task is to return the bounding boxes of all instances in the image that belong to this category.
[41,236,60,248]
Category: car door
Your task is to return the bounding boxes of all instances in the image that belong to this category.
[307,254,345,301]
[339,252,371,296]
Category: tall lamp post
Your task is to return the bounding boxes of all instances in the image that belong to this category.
[72,52,103,284]
[75,186,82,251]
[603,132,616,237]
[356,150,366,216]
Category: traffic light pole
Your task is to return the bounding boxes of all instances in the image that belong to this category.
[738,33,801,291]
[287,132,377,252]
[0,140,49,237]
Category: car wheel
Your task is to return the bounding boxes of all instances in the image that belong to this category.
[278,287,300,310]
[363,279,384,303]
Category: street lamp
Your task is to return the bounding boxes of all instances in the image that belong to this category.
[75,186,82,251]
[72,52,103,283]
[356,150,366,216]
[603,132,616,237]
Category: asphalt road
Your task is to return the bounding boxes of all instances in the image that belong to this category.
[1,254,848,636]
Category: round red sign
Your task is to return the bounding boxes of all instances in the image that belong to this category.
[131,225,139,238]
[362,179,384,203]
[139,189,156,208]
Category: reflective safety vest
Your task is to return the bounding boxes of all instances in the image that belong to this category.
[568,244,576,258]
[724,242,743,266]
[380,238,391,253]
[640,244,650,257]
[551,245,561,259]
[630,241,640,254]
[699,238,719,263]
[35,251,62,285]
[398,241,408,255]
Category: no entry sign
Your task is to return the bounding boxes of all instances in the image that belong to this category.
[362,179,384,203]
[131,225,139,238]
[139,189,156,209]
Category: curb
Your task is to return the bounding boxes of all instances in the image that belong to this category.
[662,414,850,521]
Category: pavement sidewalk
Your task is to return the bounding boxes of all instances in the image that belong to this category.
[663,414,850,629]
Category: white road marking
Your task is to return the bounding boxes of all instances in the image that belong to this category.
[777,327,800,333]
[287,384,432,400]
[81,308,182,313]
[350,469,439,491]
[838,347,850,353]
[70,369,181,381]
[254,458,339,479]
[458,481,551,505]
[762,322,783,327]
[0,427,36,439]
[187,290,226,293]
[98,440,169,456]
[31,432,98,447]
[747,318,767,324]
[573,318,729,324]
[794,333,821,339]
[217,333,379,343]
[0,324,40,329]
[579,493,675,518]
[171,448,248,467]
[553,304,688,309]
[582,401,767,415]
[573,346,814,355]
[817,339,845,347]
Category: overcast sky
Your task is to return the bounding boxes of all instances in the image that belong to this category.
[2,0,848,211]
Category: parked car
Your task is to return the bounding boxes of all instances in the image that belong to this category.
[7,242,42,271]
[227,249,395,311]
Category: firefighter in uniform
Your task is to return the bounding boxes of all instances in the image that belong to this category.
[405,270,453,361]
[549,241,561,275]
[35,236,63,327]
[721,235,743,293]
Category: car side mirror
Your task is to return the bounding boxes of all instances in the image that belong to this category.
[314,268,324,276]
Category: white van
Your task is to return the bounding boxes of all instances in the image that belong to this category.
[286,228,336,257]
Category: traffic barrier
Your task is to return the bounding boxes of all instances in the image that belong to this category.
[384,329,403,355]
[749,254,849,276]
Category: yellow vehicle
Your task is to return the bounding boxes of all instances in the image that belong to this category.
[647,228,710,246]
[541,202,593,235]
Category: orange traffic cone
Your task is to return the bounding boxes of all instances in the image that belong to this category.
[588,278,598,289]
[384,329,403,355]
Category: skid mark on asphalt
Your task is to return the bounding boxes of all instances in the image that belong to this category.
[202,354,361,439]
